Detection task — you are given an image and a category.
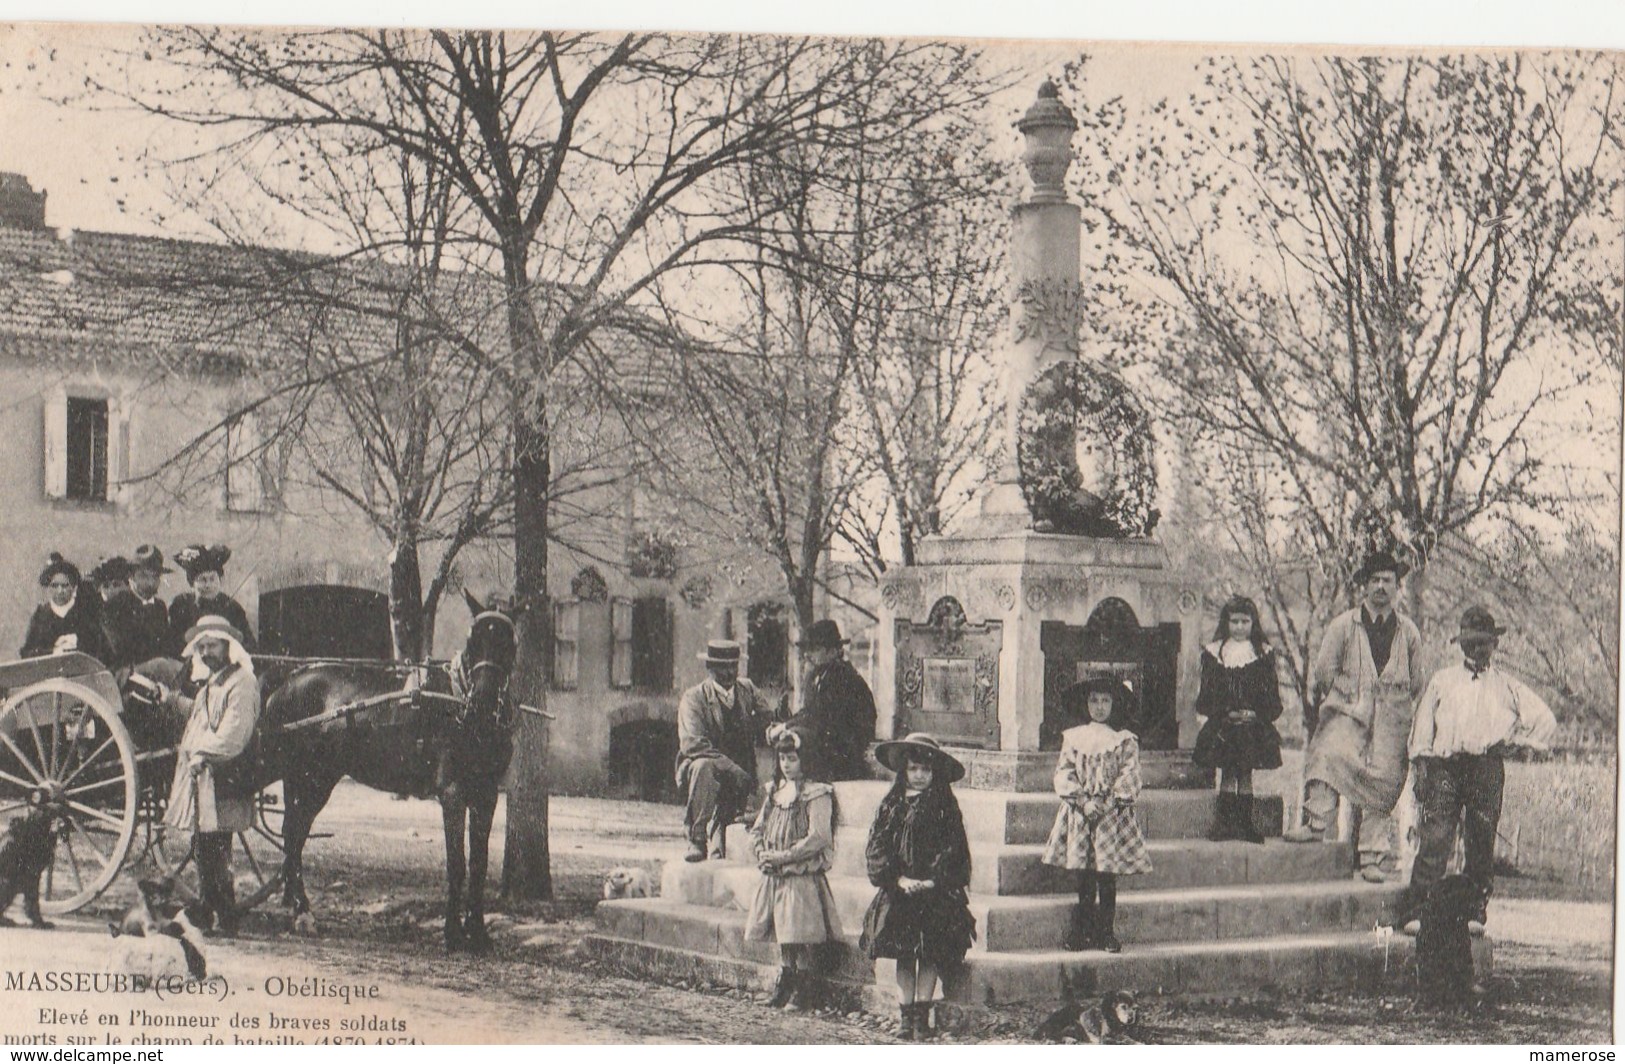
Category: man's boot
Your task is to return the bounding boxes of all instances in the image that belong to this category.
[896,1002,915,1040]
[1235,794,1266,845]
[1207,793,1235,842]
[1281,818,1322,844]
[684,838,706,862]
[766,968,797,1008]
[786,970,818,1011]
[707,819,727,861]
[911,1001,935,1041]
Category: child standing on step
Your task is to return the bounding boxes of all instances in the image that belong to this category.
[860,733,976,1041]
[1043,674,1153,953]
[1192,595,1284,844]
[745,723,843,1012]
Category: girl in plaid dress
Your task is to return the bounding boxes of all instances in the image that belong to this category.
[1042,675,1153,953]
[745,724,843,1011]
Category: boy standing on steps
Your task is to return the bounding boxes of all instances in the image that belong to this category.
[1395,606,1556,933]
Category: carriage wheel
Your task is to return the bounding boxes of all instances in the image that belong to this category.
[146,785,287,917]
[0,678,137,915]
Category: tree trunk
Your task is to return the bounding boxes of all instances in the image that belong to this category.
[501,403,553,902]
[388,538,425,661]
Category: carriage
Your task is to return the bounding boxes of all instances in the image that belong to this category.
[0,579,460,918]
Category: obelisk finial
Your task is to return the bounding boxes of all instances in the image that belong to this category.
[1017,80,1078,205]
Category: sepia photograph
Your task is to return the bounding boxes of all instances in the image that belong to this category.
[0,10,1617,1045]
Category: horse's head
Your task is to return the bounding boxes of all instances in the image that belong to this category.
[458,589,517,721]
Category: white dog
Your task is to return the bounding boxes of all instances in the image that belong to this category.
[602,867,653,900]
[107,904,207,982]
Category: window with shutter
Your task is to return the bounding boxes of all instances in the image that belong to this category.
[551,600,580,689]
[42,388,67,499]
[65,396,109,502]
[631,596,672,691]
[609,597,634,689]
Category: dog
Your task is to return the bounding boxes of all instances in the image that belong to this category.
[107,907,208,981]
[0,789,70,929]
[1416,874,1482,1010]
[109,878,198,937]
[602,867,653,901]
[1035,991,1143,1044]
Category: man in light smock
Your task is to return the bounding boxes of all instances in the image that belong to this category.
[1283,550,1425,883]
[160,615,260,936]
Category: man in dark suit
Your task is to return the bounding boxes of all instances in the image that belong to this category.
[790,619,876,781]
[676,640,769,862]
[109,545,176,675]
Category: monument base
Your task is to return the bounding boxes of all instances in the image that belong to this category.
[956,747,1210,792]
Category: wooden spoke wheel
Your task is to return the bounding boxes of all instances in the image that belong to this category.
[0,678,137,914]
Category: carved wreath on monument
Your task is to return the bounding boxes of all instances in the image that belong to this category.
[1016,360,1159,538]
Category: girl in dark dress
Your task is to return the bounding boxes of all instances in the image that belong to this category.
[1191,595,1284,844]
[860,733,975,1041]
[168,545,255,657]
[20,553,109,662]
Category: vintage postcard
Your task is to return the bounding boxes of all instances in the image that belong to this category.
[0,16,1616,1046]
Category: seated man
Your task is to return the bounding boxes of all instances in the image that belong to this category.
[676,640,771,863]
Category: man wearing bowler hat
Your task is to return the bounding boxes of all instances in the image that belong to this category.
[676,640,772,862]
[790,619,877,781]
[1396,605,1556,932]
[104,546,176,676]
[1284,549,1425,883]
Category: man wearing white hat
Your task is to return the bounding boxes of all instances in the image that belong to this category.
[159,615,260,936]
[676,640,771,862]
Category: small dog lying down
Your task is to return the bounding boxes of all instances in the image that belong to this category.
[1417,874,1483,1010]
[602,867,653,900]
[1035,991,1144,1044]
[106,879,209,981]
[0,789,70,929]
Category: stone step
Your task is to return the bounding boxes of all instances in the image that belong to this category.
[584,900,1492,1008]
[821,781,1281,846]
[717,827,1349,896]
[659,860,1393,952]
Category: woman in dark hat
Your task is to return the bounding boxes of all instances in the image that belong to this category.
[860,732,975,1040]
[744,723,843,1012]
[167,545,255,657]
[1191,595,1284,843]
[1041,674,1153,954]
[20,553,109,661]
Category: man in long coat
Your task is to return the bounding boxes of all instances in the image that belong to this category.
[119,545,176,672]
[1283,550,1425,882]
[676,640,770,862]
[789,619,876,781]
[161,615,260,935]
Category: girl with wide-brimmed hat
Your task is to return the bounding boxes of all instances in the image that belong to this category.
[859,733,975,1040]
[20,552,109,662]
[744,723,843,1012]
[1041,673,1153,954]
[1191,595,1284,843]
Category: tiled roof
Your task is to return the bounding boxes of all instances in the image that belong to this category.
[0,221,684,391]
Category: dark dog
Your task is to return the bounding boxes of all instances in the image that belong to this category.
[0,789,68,929]
[1416,874,1482,1010]
[1035,991,1143,1044]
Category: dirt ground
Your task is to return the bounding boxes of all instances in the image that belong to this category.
[5,783,1614,1045]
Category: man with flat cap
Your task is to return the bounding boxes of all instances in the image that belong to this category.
[789,619,877,781]
[676,640,772,862]
[1284,548,1425,883]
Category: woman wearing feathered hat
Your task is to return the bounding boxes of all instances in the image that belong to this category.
[167,545,255,657]
[20,553,110,662]
[158,615,261,936]
[1041,673,1153,954]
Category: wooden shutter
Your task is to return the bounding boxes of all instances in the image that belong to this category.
[632,597,673,691]
[610,597,634,689]
[42,387,66,499]
[108,396,131,506]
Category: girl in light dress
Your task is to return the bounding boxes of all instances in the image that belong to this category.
[1042,675,1153,953]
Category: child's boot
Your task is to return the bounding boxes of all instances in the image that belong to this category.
[1236,794,1266,844]
[1063,894,1097,951]
[766,968,796,1008]
[1097,879,1122,953]
[896,1002,915,1040]
[912,1001,936,1041]
[786,971,819,1012]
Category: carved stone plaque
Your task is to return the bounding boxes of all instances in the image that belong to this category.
[894,596,1002,749]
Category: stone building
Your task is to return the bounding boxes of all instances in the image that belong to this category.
[0,172,870,797]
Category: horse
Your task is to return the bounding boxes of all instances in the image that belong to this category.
[255,589,516,952]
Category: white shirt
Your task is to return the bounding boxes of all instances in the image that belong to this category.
[1408,662,1558,759]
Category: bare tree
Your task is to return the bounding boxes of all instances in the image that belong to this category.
[1067,53,1624,624]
